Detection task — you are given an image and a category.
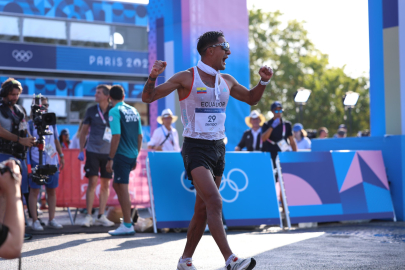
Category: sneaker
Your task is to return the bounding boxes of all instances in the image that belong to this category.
[24,233,32,240]
[108,223,135,236]
[82,214,93,227]
[31,220,44,231]
[226,256,256,270]
[94,215,115,227]
[177,258,197,270]
[48,219,63,229]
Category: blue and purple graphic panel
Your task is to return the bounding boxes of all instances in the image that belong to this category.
[0,0,147,26]
[279,151,395,223]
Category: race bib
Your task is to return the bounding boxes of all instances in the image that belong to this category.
[103,127,112,143]
[277,139,292,152]
[45,143,58,159]
[194,108,226,133]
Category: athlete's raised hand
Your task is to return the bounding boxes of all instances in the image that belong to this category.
[150,60,167,79]
[259,65,273,82]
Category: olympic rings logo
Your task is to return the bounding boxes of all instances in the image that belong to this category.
[12,50,33,62]
[180,168,249,203]
[219,169,249,203]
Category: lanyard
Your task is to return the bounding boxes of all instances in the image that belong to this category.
[161,126,174,146]
[267,123,286,145]
[97,104,107,125]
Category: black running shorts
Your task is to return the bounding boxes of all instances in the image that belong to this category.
[181,137,226,183]
[84,151,113,179]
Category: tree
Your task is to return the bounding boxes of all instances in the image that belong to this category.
[249,9,370,137]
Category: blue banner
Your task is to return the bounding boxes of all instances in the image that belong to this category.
[279,151,395,223]
[0,42,148,76]
[148,151,280,228]
[56,47,148,75]
[0,42,56,70]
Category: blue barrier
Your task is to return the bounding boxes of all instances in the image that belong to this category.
[148,151,281,228]
[279,151,395,224]
[312,136,405,221]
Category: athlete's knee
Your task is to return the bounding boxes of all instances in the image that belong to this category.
[205,194,222,212]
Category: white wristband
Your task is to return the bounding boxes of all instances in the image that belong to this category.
[260,79,270,85]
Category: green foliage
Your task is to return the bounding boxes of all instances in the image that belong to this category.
[249,9,370,137]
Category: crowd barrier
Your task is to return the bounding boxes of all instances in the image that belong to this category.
[147,151,281,231]
[278,151,396,225]
[56,149,151,209]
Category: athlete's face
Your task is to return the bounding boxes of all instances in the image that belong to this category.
[210,37,231,71]
[5,88,20,106]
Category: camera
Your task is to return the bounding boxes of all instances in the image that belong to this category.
[30,94,58,185]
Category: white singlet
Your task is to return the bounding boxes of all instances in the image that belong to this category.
[180,66,230,141]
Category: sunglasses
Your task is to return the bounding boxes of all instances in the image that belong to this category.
[274,109,283,113]
[204,42,230,52]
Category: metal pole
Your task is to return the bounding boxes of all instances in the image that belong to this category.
[300,104,303,123]
[276,156,291,229]
[146,157,158,234]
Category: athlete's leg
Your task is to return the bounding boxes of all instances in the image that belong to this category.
[188,167,232,260]
[182,174,222,259]
[98,178,111,215]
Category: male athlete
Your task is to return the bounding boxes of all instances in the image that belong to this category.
[142,31,273,270]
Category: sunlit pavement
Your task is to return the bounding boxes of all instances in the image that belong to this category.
[2,216,405,269]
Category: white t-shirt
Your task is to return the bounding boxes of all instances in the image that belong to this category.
[30,124,59,165]
[69,133,80,149]
[251,128,262,150]
[148,126,181,151]
[296,137,312,150]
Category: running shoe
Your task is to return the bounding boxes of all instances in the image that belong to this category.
[226,256,256,270]
[24,233,32,240]
[177,258,197,270]
[48,219,63,229]
[31,220,44,231]
[108,223,136,236]
[94,214,115,227]
[81,214,93,227]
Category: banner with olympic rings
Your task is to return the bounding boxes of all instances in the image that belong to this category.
[148,151,281,229]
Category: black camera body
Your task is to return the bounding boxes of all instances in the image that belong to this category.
[30,96,58,185]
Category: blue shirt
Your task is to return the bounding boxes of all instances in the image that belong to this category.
[109,101,142,159]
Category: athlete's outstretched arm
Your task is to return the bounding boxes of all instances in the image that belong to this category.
[225,66,273,106]
[142,60,185,104]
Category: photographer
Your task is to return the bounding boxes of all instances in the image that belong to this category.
[28,96,64,230]
[0,78,35,195]
[0,159,24,259]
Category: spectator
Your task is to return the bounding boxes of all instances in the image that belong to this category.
[235,110,265,151]
[106,85,142,236]
[336,128,347,138]
[318,127,328,138]
[59,129,70,149]
[69,121,83,149]
[357,129,370,137]
[0,159,24,259]
[28,96,64,230]
[261,101,297,167]
[333,124,347,138]
[79,84,115,228]
[147,109,180,151]
[293,123,311,150]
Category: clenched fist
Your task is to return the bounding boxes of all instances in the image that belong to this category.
[150,60,167,79]
[259,65,274,82]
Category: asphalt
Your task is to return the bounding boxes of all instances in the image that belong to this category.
[1,210,404,270]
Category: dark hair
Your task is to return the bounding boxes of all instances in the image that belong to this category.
[109,85,125,101]
[1,78,22,97]
[96,84,111,96]
[59,129,70,146]
[197,31,224,56]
